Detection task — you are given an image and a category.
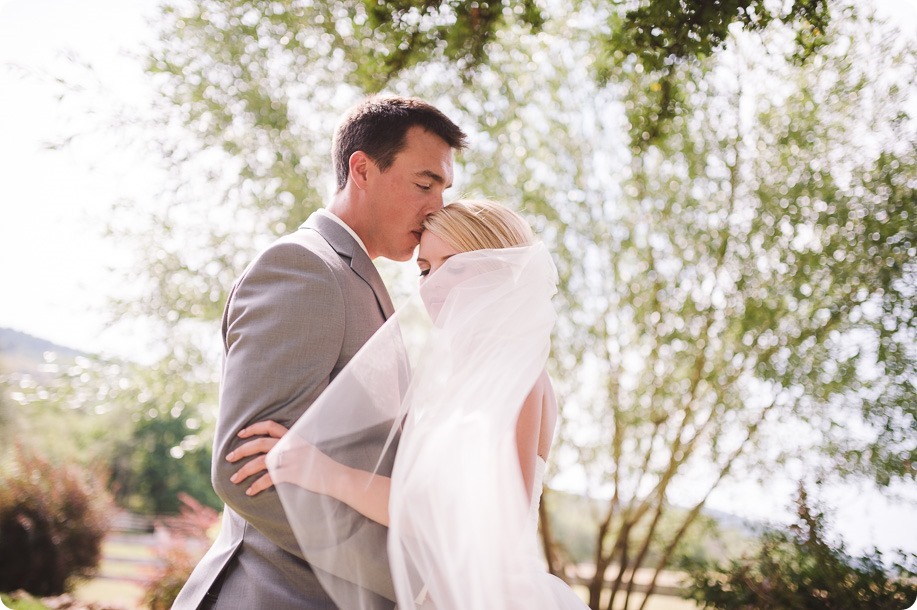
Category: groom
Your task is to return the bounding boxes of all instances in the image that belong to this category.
[173,96,467,609]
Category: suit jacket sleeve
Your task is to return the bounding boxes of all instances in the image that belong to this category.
[212,240,345,556]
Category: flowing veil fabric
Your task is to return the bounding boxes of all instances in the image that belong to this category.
[267,243,581,609]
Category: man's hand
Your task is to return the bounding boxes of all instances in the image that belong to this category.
[227,420,289,496]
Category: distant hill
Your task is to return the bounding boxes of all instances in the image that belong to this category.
[546,486,763,565]
[0,327,85,375]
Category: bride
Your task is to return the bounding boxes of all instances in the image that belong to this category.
[228,199,588,609]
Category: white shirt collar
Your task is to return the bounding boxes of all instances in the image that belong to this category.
[322,209,369,256]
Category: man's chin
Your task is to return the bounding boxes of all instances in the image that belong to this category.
[398,242,421,262]
[381,247,417,263]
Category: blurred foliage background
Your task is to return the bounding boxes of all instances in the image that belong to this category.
[1,0,915,608]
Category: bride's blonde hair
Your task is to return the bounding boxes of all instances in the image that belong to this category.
[423,199,535,252]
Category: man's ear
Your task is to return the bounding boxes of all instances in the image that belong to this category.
[349,151,373,190]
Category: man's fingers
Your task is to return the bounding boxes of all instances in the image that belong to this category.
[246,473,275,496]
[230,455,267,483]
[226,438,278,462]
[238,420,289,439]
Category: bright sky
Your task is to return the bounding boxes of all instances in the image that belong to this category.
[0,0,159,357]
[1,0,915,557]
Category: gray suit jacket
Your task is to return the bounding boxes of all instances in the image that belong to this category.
[173,211,397,610]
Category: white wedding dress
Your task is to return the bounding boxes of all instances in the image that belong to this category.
[527,458,549,546]
[269,244,587,609]
[525,457,589,609]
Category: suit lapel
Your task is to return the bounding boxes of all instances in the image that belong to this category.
[304,211,396,319]
[350,251,396,319]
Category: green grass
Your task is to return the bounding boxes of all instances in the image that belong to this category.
[1,592,51,610]
[72,535,155,609]
[1,579,146,610]
[103,539,157,561]
[624,595,698,610]
[570,584,699,610]
[96,560,152,579]
[95,535,162,581]
[73,579,145,610]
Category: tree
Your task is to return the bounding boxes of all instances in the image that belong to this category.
[598,0,833,148]
[107,359,220,515]
[8,352,219,515]
[119,0,841,335]
[529,12,915,609]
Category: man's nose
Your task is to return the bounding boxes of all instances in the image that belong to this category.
[423,194,445,215]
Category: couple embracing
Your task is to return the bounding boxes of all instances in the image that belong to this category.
[173,96,587,610]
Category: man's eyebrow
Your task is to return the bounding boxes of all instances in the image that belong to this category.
[415,169,446,185]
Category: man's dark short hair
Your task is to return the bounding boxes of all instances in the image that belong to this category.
[332,96,468,192]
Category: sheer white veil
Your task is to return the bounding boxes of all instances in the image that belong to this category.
[267,242,559,609]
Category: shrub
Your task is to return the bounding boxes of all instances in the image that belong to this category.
[0,444,112,596]
[683,485,917,610]
[142,493,220,610]
[142,544,201,610]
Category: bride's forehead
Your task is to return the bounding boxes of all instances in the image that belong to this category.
[419,231,460,257]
